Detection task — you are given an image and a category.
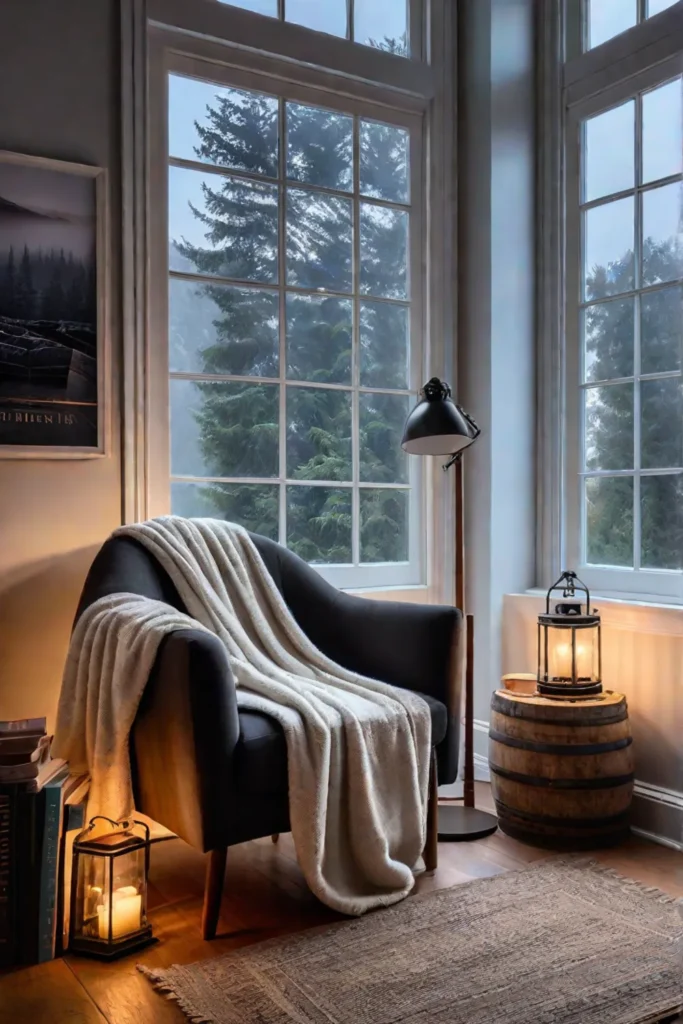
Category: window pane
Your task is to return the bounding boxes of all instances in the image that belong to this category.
[287,189,353,292]
[287,486,352,562]
[585,476,634,567]
[171,480,279,538]
[641,474,683,570]
[641,377,683,469]
[583,102,634,203]
[641,286,682,374]
[587,0,637,49]
[286,294,351,384]
[170,278,279,377]
[584,383,634,470]
[354,0,408,55]
[170,379,279,478]
[168,76,278,178]
[360,203,408,299]
[647,0,679,15]
[642,183,683,287]
[169,166,278,282]
[583,297,634,382]
[359,392,409,483]
[360,301,409,389]
[584,197,634,300]
[360,489,409,562]
[642,79,682,185]
[287,103,352,192]
[286,386,352,481]
[360,121,409,203]
[285,0,346,37]
[216,0,277,13]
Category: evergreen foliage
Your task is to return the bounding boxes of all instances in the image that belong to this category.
[584,238,682,570]
[170,71,411,564]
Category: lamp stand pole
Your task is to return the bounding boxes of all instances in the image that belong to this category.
[436,456,498,841]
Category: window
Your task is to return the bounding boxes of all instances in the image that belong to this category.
[216,0,410,55]
[153,59,424,590]
[560,2,683,601]
[585,0,679,51]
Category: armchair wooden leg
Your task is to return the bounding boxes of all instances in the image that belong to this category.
[202,847,227,940]
[424,749,439,875]
[271,833,280,844]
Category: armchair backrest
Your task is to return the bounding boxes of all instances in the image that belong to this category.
[74,527,317,626]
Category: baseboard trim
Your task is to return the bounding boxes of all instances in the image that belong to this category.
[631,825,683,852]
[633,780,683,811]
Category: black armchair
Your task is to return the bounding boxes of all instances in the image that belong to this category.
[75,530,463,936]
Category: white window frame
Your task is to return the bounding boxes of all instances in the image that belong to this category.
[122,0,456,598]
[538,0,683,605]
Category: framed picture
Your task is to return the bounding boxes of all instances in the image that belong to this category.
[0,151,108,458]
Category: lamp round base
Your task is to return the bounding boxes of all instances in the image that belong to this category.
[437,805,498,841]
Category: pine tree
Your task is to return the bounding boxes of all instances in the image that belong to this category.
[0,246,17,318]
[173,80,408,562]
[15,245,36,319]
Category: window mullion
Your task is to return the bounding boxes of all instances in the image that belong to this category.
[278,96,288,547]
[633,88,643,570]
[352,114,361,567]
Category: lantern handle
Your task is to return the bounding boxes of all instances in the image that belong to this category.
[545,570,591,615]
[79,815,152,844]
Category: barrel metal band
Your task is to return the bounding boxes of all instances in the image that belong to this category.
[489,764,634,790]
[493,798,631,829]
[488,729,633,757]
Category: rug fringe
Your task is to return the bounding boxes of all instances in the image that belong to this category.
[137,965,215,1024]
[562,857,681,906]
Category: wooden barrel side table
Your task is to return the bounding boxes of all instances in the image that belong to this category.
[488,689,634,849]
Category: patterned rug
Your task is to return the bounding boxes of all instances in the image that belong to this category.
[141,859,682,1024]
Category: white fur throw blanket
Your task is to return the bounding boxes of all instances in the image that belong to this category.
[53,517,432,915]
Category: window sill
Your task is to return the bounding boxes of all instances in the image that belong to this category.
[512,589,683,637]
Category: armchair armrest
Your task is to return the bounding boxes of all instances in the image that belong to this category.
[131,628,240,852]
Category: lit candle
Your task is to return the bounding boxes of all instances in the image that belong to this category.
[552,637,591,680]
[97,886,142,939]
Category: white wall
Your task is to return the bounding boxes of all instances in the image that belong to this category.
[500,594,683,846]
[458,0,536,737]
[0,0,122,730]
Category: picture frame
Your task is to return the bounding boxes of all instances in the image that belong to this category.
[0,150,109,458]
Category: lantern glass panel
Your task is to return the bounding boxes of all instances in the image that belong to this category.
[546,625,599,683]
[74,851,111,941]
[101,848,146,939]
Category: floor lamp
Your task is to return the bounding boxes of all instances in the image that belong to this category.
[402,378,498,841]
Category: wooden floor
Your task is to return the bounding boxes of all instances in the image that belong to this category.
[2,785,681,1024]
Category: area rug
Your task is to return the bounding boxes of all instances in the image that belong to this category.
[140,859,682,1024]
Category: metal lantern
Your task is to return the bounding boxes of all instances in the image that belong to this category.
[537,571,602,699]
[69,816,155,959]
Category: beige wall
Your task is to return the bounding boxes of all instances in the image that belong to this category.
[502,594,683,846]
[0,0,122,730]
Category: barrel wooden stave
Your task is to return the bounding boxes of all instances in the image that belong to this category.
[489,690,634,849]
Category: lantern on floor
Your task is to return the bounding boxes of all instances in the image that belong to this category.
[69,816,155,959]
[537,571,602,698]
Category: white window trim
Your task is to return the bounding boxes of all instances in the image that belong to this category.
[121,0,456,600]
[537,0,683,605]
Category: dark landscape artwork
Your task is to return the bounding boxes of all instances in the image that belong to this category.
[0,155,101,452]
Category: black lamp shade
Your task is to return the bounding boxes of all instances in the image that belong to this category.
[401,378,478,456]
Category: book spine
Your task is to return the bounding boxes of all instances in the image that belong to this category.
[0,719,46,735]
[17,788,46,965]
[0,762,39,782]
[0,789,14,967]
[37,779,64,963]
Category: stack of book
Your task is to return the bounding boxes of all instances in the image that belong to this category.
[0,717,89,967]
